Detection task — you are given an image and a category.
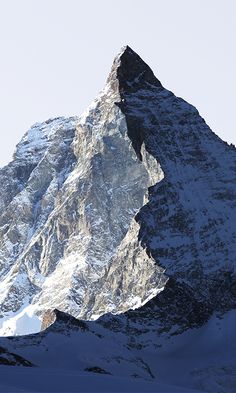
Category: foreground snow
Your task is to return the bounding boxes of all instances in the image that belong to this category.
[0,368,205,393]
[0,305,235,392]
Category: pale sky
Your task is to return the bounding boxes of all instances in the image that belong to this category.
[0,0,235,167]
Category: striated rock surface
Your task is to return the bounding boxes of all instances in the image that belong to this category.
[0,46,236,336]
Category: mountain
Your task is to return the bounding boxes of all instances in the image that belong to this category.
[0,45,235,346]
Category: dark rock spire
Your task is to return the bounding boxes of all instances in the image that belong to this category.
[107,45,162,94]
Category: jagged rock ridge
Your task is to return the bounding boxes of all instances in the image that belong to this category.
[0,46,236,336]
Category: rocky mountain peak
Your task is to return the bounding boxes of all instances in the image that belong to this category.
[0,48,235,338]
[107,45,162,95]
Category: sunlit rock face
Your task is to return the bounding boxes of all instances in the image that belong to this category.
[0,46,236,336]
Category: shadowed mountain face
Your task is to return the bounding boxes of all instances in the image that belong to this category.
[0,46,235,338]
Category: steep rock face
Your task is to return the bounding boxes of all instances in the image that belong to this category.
[0,48,166,335]
[0,46,236,335]
[115,47,236,327]
[0,117,77,327]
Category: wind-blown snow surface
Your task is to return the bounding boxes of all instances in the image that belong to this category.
[0,306,235,392]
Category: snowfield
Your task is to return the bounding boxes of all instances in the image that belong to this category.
[0,306,235,392]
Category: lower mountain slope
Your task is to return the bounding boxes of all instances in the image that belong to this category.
[0,302,235,393]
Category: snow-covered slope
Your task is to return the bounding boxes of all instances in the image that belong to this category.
[0,46,236,338]
[0,305,235,392]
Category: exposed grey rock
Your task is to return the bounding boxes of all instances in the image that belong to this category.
[0,46,236,336]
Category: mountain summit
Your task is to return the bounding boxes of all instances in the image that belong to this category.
[108,45,162,93]
[0,46,235,337]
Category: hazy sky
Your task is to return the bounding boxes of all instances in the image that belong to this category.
[0,0,235,167]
